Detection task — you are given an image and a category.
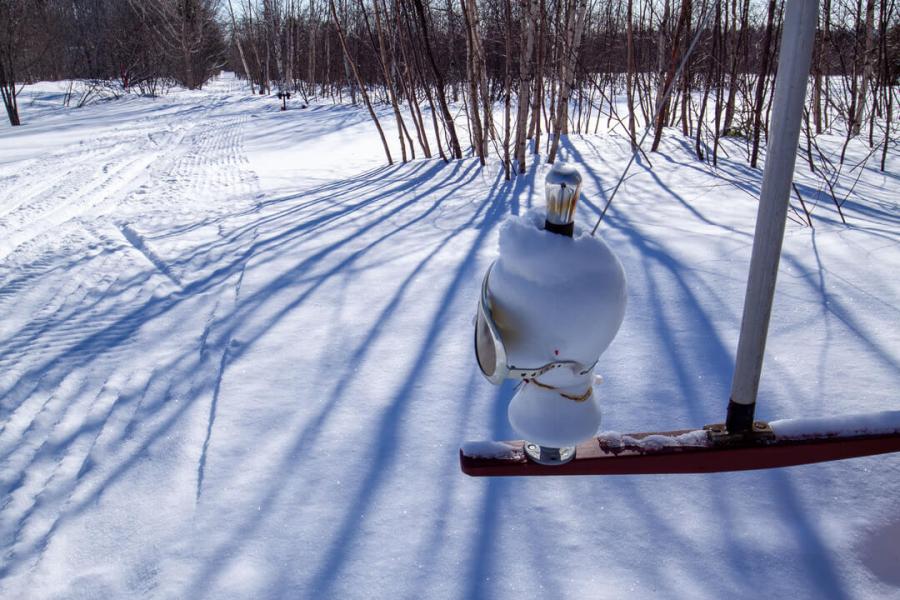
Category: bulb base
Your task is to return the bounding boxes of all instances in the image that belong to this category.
[544,220,574,237]
[524,443,576,466]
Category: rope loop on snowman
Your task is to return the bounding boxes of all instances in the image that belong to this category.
[523,377,594,402]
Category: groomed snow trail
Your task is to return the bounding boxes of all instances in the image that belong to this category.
[1,76,898,599]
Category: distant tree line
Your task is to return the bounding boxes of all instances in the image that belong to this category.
[2,0,898,178]
[223,0,897,176]
[1,0,226,123]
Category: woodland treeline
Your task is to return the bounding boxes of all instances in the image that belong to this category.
[2,0,898,177]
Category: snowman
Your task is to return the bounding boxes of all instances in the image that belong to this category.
[474,163,627,464]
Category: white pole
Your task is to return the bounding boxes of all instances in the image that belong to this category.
[727,0,820,433]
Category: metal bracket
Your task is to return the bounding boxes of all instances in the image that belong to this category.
[704,421,776,447]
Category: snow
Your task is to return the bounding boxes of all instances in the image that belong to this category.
[1,73,899,599]
[459,440,525,461]
[771,411,900,439]
[599,429,711,450]
[507,373,603,447]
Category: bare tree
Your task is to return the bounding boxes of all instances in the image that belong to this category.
[852,0,876,135]
[547,0,587,163]
[514,0,538,172]
[128,0,225,90]
[749,0,778,168]
[625,0,637,146]
[328,0,394,164]
[227,0,256,92]
[7,0,894,194]
[409,0,463,159]
[0,0,48,125]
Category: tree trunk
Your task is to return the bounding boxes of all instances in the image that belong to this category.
[626,0,637,147]
[679,0,692,137]
[811,0,825,133]
[307,1,317,98]
[515,0,538,171]
[410,0,463,159]
[328,0,394,165]
[712,0,725,164]
[749,0,777,169]
[852,0,875,136]
[722,0,748,133]
[0,59,21,126]
[655,0,671,125]
[503,0,513,179]
[395,0,438,158]
[650,0,691,152]
[529,0,546,154]
[227,0,256,93]
[461,0,486,163]
[264,0,284,88]
[548,0,587,163]
[371,0,409,162]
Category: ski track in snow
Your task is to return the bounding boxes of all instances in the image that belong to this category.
[0,75,898,599]
[0,83,265,589]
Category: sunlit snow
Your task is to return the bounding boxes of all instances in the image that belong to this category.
[1,73,898,599]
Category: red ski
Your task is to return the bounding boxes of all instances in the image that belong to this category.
[460,414,900,477]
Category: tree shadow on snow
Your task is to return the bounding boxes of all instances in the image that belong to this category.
[0,132,876,598]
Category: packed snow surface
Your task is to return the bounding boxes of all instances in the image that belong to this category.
[1,74,898,598]
[491,208,626,368]
[460,440,525,461]
[600,429,711,450]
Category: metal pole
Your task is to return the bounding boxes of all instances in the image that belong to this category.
[726,0,820,433]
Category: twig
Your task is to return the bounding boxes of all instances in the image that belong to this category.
[591,3,716,235]
[791,182,813,228]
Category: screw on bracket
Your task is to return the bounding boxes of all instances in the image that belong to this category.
[704,421,775,447]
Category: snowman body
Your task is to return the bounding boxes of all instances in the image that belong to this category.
[488,210,626,447]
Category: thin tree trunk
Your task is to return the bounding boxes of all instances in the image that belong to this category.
[461,0,485,163]
[515,0,538,171]
[227,0,256,93]
[722,0,748,133]
[852,0,875,136]
[821,0,831,130]
[397,0,444,160]
[264,0,284,88]
[371,0,409,161]
[503,0,513,179]
[881,90,892,172]
[0,56,21,126]
[878,0,892,171]
[328,0,394,165]
[749,0,777,169]
[529,0,546,154]
[626,0,637,147]
[655,0,672,127]
[650,0,691,151]
[812,0,824,133]
[307,1,317,98]
[410,0,463,159]
[679,0,692,137]
[712,0,725,164]
[548,0,587,163]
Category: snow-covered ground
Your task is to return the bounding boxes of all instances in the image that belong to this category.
[1,74,898,599]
